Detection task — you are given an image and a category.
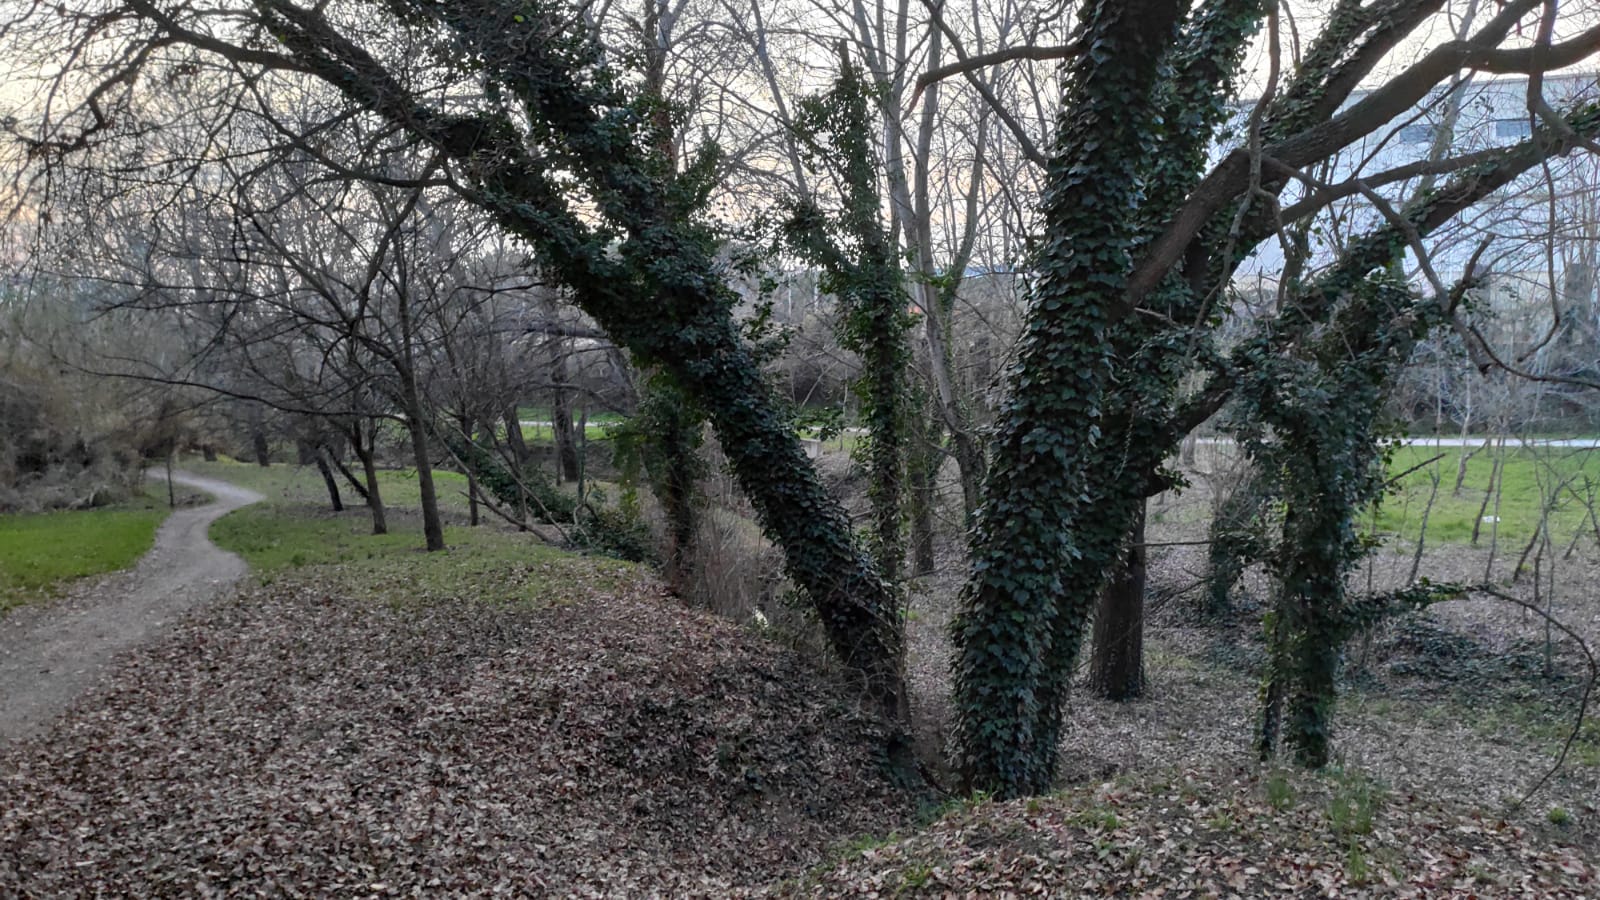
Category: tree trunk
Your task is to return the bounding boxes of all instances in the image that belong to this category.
[457,414,480,527]
[641,381,702,597]
[328,434,371,504]
[251,426,271,467]
[503,406,530,467]
[919,302,982,521]
[1088,503,1147,701]
[353,429,387,536]
[313,446,344,512]
[906,404,940,577]
[402,386,446,552]
[551,347,580,483]
[951,0,1193,798]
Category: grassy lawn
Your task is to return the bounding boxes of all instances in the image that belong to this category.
[516,406,626,426]
[1378,444,1600,548]
[0,494,172,612]
[515,422,619,445]
[200,455,642,606]
[212,503,642,607]
[183,457,474,517]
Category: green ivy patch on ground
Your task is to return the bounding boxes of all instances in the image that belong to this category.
[0,496,171,612]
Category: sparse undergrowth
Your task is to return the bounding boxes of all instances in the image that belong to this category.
[784,766,1598,897]
[0,492,172,612]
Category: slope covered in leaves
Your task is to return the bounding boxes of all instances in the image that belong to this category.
[0,566,915,896]
[787,766,1597,898]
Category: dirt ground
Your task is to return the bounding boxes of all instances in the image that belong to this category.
[0,471,262,745]
[902,450,1600,852]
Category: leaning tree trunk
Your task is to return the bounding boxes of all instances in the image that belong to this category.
[503,406,531,467]
[249,5,908,721]
[351,424,387,536]
[1088,502,1147,701]
[313,446,344,512]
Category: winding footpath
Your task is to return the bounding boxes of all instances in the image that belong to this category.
[0,471,261,745]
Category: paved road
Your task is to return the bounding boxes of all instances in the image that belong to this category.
[0,471,261,745]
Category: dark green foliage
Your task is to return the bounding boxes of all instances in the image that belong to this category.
[1229,271,1444,767]
[783,55,914,588]
[950,0,1269,799]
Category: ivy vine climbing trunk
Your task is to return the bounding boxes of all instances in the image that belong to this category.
[783,54,914,588]
[635,4,707,600]
[950,0,1271,797]
[950,0,1193,798]
[210,0,911,717]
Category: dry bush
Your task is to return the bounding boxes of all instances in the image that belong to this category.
[0,365,143,512]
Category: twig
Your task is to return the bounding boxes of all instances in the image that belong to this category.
[1386,452,1446,488]
[1466,585,1597,809]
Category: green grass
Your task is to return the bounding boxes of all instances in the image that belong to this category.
[183,457,474,517]
[211,502,642,607]
[514,407,624,444]
[516,406,626,426]
[517,422,616,444]
[201,456,644,608]
[1377,444,1600,548]
[0,494,172,612]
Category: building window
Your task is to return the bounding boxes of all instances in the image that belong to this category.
[1398,123,1432,143]
[1495,118,1533,139]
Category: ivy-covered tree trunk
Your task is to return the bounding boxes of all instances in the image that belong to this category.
[1088,503,1147,701]
[222,0,918,720]
[950,0,1192,798]
[784,55,914,588]
[634,378,703,597]
[1239,273,1431,767]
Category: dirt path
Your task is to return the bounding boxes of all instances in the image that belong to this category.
[0,471,261,745]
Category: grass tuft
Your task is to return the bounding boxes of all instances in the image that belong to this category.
[0,494,171,612]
